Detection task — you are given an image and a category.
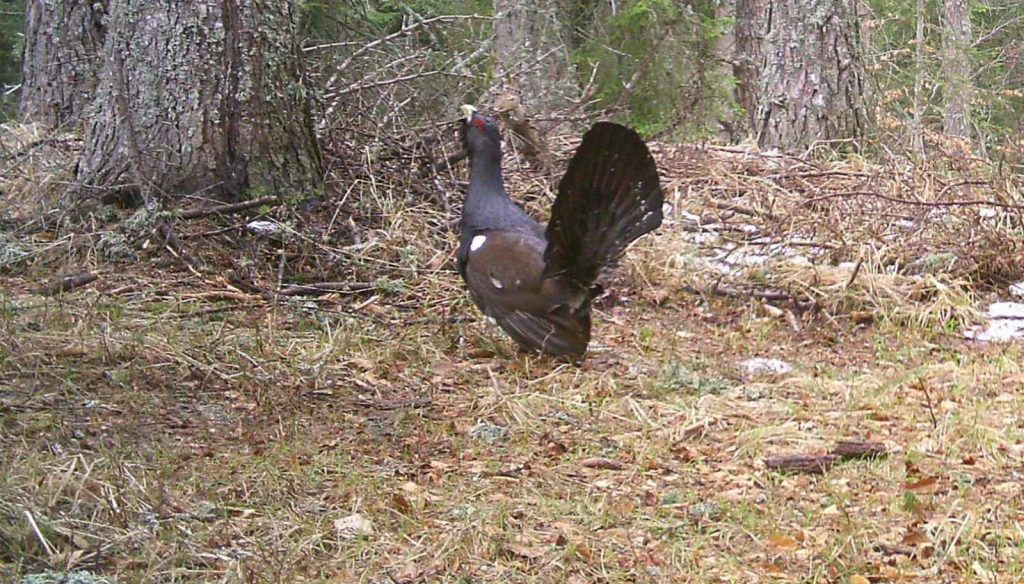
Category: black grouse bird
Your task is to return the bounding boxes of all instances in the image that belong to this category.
[457,104,663,358]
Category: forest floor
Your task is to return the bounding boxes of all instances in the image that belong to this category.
[2,125,1024,583]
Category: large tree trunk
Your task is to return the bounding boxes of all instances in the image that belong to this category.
[941,0,973,140]
[734,0,766,137]
[753,0,867,150]
[492,0,577,114]
[68,0,322,204]
[19,1,106,127]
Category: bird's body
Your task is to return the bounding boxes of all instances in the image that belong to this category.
[458,106,663,358]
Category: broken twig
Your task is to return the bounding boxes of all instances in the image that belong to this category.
[831,440,888,460]
[179,196,281,220]
[764,454,840,475]
[278,281,374,297]
[35,272,99,296]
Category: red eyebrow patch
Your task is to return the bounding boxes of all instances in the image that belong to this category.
[473,117,486,130]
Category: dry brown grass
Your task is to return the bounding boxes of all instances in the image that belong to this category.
[2,123,1024,583]
[638,141,1024,333]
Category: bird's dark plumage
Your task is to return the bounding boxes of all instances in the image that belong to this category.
[457,105,663,358]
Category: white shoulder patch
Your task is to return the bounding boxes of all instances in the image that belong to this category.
[470,235,487,252]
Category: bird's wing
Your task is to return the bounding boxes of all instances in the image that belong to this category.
[462,229,590,357]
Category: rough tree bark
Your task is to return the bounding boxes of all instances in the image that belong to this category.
[492,0,577,114]
[734,0,766,136]
[66,0,322,204]
[941,0,973,140]
[753,0,867,150]
[19,1,106,127]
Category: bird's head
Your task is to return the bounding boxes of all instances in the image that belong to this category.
[459,104,502,158]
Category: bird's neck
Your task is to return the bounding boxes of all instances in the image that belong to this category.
[465,151,511,219]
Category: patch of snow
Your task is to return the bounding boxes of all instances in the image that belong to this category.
[978,207,998,219]
[964,302,1024,342]
[965,319,1024,342]
[680,232,721,245]
[1009,282,1024,298]
[741,358,793,377]
[987,302,1024,319]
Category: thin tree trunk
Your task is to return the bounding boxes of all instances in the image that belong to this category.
[713,0,741,141]
[911,0,926,156]
[19,1,106,127]
[754,0,867,150]
[941,0,973,140]
[72,0,322,204]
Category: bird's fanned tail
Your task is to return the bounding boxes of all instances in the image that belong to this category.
[542,122,663,287]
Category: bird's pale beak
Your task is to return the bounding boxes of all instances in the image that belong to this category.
[460,104,477,122]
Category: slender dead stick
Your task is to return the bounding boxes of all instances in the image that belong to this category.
[178,196,281,220]
[278,282,374,297]
[36,272,99,296]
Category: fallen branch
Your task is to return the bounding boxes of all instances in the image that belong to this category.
[180,291,264,303]
[348,397,433,410]
[178,196,281,220]
[278,281,374,297]
[767,170,872,179]
[35,272,99,296]
[803,189,1024,211]
[831,440,888,460]
[765,441,888,475]
[764,454,840,475]
[937,179,991,197]
[875,543,916,557]
[705,199,779,220]
[580,457,626,471]
[680,283,794,304]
